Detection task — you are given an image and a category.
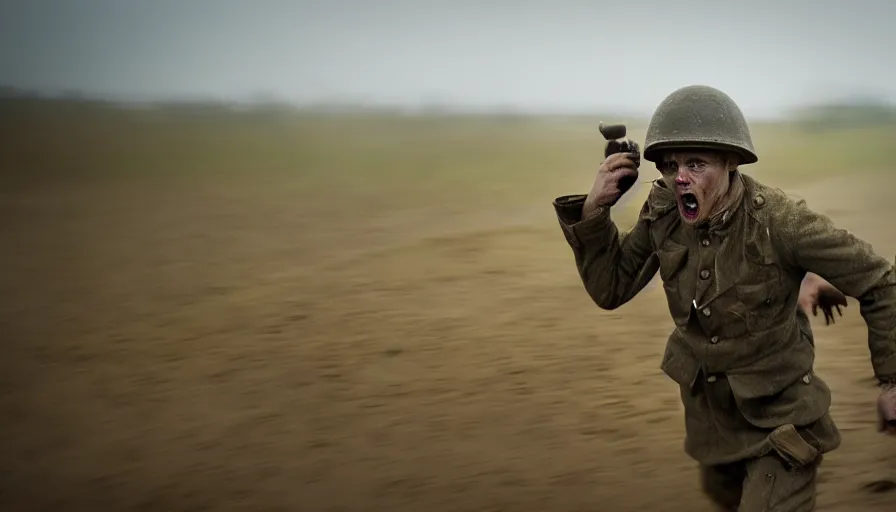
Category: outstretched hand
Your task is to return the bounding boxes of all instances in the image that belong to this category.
[798,273,847,325]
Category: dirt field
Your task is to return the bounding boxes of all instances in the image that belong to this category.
[2,108,896,511]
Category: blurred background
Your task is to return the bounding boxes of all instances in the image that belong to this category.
[2,1,896,510]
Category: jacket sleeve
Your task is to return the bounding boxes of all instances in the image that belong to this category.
[775,198,896,384]
[553,194,660,310]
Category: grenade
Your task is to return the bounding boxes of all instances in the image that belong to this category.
[599,122,640,195]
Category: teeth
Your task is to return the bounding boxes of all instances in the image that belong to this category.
[680,194,697,210]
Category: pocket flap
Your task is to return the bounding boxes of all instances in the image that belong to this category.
[657,241,688,282]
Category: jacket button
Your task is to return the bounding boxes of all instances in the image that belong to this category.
[702,307,711,317]
[802,374,811,384]
[701,238,710,246]
[710,336,719,344]
[700,270,710,279]
[707,375,717,383]
[753,194,766,207]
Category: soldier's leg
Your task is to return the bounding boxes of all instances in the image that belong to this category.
[699,461,745,511]
[738,454,819,512]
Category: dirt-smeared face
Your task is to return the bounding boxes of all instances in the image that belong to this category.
[657,149,737,225]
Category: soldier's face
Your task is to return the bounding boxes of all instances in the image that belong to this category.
[657,150,737,225]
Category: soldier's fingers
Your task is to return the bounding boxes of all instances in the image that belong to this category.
[604,153,639,171]
[606,160,638,176]
[836,305,843,316]
[611,166,639,183]
[605,151,638,164]
[812,305,818,317]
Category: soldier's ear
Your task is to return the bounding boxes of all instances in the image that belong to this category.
[726,152,740,172]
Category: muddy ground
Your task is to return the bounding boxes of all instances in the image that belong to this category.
[2,142,896,510]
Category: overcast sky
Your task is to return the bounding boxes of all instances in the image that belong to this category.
[1,0,893,117]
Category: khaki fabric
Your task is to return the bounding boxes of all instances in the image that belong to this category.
[702,454,820,511]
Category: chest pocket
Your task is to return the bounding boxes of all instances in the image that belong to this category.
[730,227,784,333]
[656,241,691,328]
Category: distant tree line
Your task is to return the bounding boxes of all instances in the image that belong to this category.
[3,86,896,127]
[788,96,896,129]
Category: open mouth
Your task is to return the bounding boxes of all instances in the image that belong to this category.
[679,192,699,220]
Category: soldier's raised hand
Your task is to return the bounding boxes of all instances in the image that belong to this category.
[584,152,640,214]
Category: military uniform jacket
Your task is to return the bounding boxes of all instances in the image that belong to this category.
[553,173,896,465]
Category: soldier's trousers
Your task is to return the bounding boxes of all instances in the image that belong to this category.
[700,453,820,511]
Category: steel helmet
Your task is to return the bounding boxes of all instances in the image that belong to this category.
[644,85,758,165]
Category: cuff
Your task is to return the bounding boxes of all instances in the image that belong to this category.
[552,195,615,249]
[874,353,896,387]
[553,194,588,225]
